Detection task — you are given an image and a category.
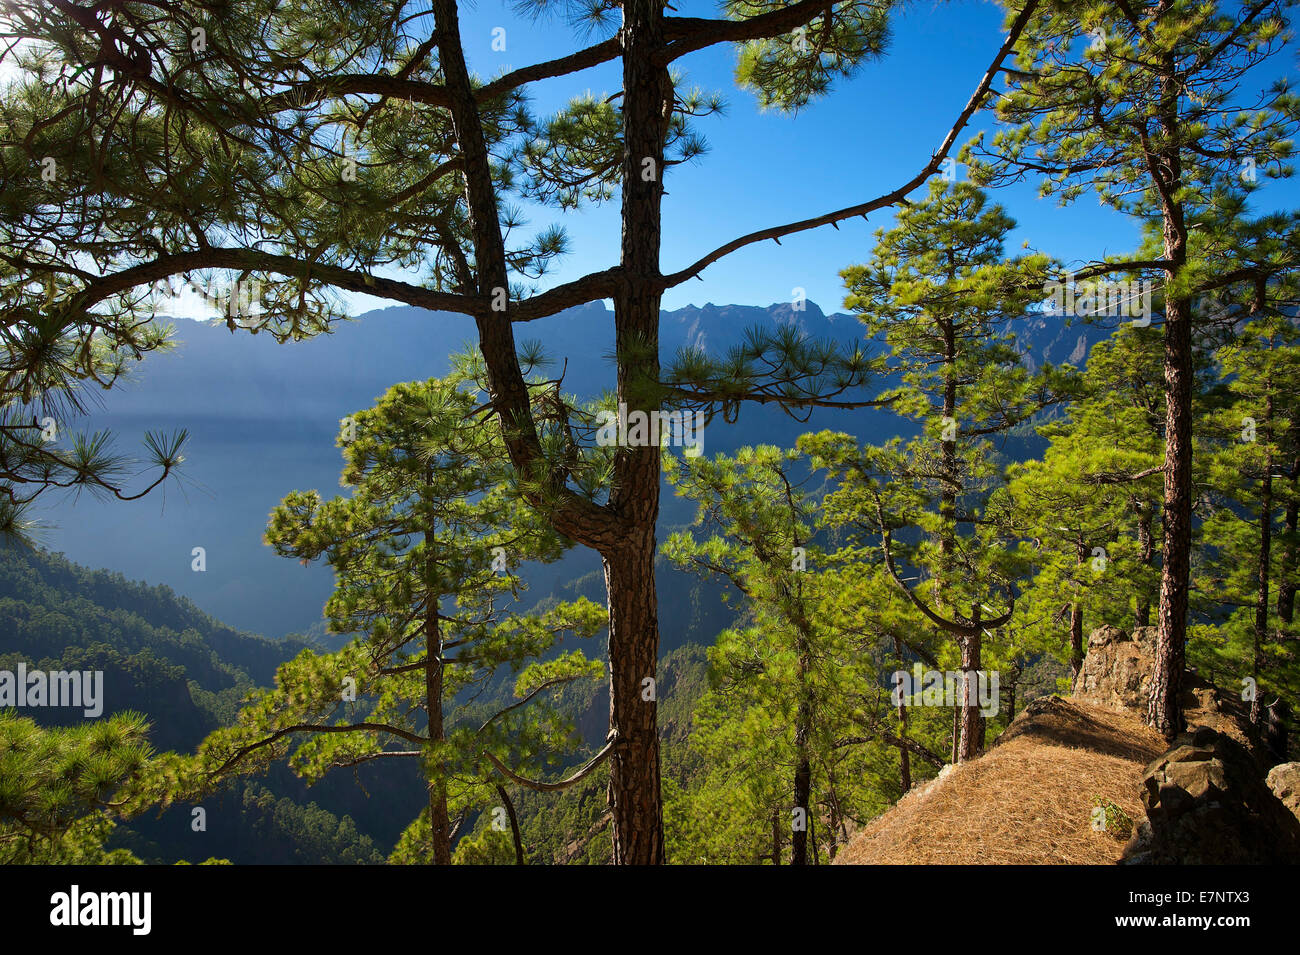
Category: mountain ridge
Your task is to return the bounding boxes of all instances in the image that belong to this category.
[32,298,1107,637]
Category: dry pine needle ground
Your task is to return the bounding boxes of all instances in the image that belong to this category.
[835,697,1168,865]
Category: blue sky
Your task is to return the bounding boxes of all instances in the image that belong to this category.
[339,0,1298,317]
[5,1,1288,317]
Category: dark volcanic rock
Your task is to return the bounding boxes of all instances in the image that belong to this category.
[1122,725,1300,864]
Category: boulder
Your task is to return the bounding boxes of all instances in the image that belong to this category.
[1266,762,1300,823]
[1122,725,1300,864]
[1073,626,1157,710]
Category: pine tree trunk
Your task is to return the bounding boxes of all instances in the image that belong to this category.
[957,617,982,762]
[792,751,812,865]
[938,320,959,594]
[894,635,911,792]
[826,771,845,859]
[1277,455,1298,626]
[1251,393,1274,727]
[432,0,670,864]
[1135,498,1154,628]
[601,0,672,865]
[421,463,452,866]
[1150,290,1192,741]
[426,597,451,865]
[1070,542,1086,680]
[898,701,912,792]
[808,810,819,865]
[771,808,782,865]
[1069,601,1085,680]
[603,523,664,865]
[940,324,974,763]
[1147,29,1191,741]
[785,631,806,867]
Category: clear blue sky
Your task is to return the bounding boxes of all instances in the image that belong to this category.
[341,0,1299,318]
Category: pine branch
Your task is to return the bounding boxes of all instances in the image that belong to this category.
[480,38,624,100]
[659,0,1042,289]
[658,0,833,65]
[874,491,1015,635]
[834,733,946,769]
[210,721,428,777]
[482,737,615,793]
[71,249,481,317]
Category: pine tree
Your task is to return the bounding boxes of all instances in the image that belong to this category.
[665,446,823,863]
[1195,310,1300,730]
[0,710,151,864]
[662,445,910,863]
[0,0,1044,862]
[1006,325,1171,679]
[968,0,1300,738]
[144,374,605,864]
[808,181,1073,761]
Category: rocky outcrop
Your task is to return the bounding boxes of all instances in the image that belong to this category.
[1069,625,1300,864]
[1073,626,1262,754]
[1073,625,1156,710]
[1123,725,1300,864]
[1267,762,1300,823]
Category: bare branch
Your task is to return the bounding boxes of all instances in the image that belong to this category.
[210,721,427,777]
[482,738,615,793]
[69,248,483,316]
[659,0,1042,289]
[658,0,831,65]
[1087,465,1164,485]
[480,38,623,100]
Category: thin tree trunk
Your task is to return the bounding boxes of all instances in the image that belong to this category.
[1277,456,1298,627]
[894,634,912,792]
[419,460,452,865]
[1070,541,1086,680]
[1135,497,1154,628]
[957,606,983,761]
[898,699,912,792]
[791,743,812,866]
[825,770,845,859]
[1251,393,1275,727]
[938,319,959,596]
[425,580,451,865]
[950,700,961,764]
[493,783,526,865]
[791,626,814,866]
[771,808,782,864]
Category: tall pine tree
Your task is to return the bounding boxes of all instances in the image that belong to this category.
[969,0,1300,737]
